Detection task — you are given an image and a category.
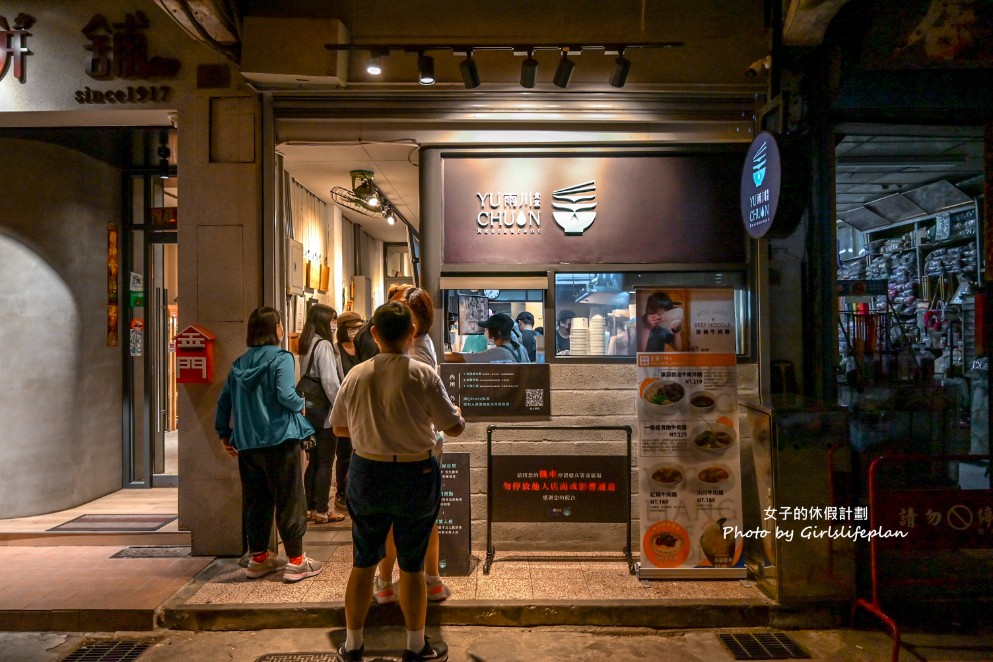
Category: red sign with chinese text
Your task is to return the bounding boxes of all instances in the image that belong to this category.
[489,455,628,523]
[873,489,993,551]
[174,324,215,383]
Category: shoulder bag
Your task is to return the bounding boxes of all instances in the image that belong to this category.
[296,339,331,430]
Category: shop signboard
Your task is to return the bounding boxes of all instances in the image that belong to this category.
[740,131,781,239]
[441,364,550,420]
[489,454,629,523]
[438,452,473,576]
[739,131,807,239]
[441,152,746,265]
[636,288,745,578]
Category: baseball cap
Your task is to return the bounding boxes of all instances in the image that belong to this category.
[337,311,364,327]
[558,309,577,323]
[515,311,535,325]
[478,312,515,334]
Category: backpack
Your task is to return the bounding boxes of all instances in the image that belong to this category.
[296,339,330,429]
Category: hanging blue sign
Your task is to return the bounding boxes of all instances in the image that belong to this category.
[740,131,781,239]
[739,131,808,240]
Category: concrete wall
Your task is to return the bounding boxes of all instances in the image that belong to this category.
[177,94,263,557]
[0,138,123,517]
[768,227,808,393]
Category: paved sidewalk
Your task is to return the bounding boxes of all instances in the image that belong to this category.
[0,546,211,631]
[5,624,993,661]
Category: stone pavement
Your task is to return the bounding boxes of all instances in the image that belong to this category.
[5,624,993,661]
[4,499,993,660]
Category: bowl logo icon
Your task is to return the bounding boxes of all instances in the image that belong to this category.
[552,180,597,235]
[751,140,768,187]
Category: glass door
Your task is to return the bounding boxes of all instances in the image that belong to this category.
[124,170,178,487]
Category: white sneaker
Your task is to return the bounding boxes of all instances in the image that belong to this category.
[283,556,324,583]
[245,553,287,579]
[373,575,398,604]
[426,576,451,602]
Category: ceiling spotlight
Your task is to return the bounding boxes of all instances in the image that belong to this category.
[552,50,575,88]
[418,52,435,85]
[366,48,388,76]
[609,49,631,88]
[460,49,480,89]
[520,49,538,88]
[350,169,380,209]
[385,209,397,225]
[745,54,772,78]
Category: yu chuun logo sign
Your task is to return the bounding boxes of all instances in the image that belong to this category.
[552,180,597,235]
[740,131,781,239]
[751,140,768,187]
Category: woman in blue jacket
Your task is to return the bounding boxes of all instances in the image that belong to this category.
[215,306,324,583]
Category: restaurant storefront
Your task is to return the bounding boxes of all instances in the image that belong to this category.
[420,144,758,571]
[5,5,990,625]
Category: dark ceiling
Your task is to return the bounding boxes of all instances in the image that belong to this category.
[154,1,987,237]
[835,124,984,229]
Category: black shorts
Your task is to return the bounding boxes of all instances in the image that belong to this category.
[346,454,441,572]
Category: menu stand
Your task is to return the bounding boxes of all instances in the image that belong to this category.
[484,424,635,575]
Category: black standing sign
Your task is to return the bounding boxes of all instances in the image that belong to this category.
[438,452,472,576]
[441,364,551,420]
[490,455,629,523]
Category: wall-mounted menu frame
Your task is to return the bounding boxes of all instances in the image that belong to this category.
[458,294,488,335]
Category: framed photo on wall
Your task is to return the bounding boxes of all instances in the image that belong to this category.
[287,239,304,295]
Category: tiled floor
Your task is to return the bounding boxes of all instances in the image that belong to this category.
[0,545,212,630]
[0,488,187,547]
[0,488,771,633]
[0,547,210,611]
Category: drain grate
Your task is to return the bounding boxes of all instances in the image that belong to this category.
[256,655,399,662]
[62,640,154,662]
[718,633,811,660]
[110,545,191,559]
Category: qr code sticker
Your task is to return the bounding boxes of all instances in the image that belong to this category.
[526,388,543,409]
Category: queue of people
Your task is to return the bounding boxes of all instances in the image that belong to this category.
[215,287,463,662]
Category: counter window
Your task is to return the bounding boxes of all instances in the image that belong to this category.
[442,288,547,363]
[553,271,750,358]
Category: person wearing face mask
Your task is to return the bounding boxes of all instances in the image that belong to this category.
[333,312,365,513]
[298,304,344,525]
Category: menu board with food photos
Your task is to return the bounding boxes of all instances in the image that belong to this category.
[636,288,745,579]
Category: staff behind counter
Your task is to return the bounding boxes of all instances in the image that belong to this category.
[444,313,530,364]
